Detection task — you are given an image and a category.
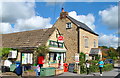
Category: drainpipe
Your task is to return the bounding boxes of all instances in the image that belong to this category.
[77,27,80,74]
[77,27,80,53]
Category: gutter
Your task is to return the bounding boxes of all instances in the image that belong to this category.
[77,27,80,53]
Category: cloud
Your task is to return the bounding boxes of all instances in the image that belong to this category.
[0,0,35,2]
[99,34,118,49]
[99,6,118,30]
[0,0,117,2]
[1,2,35,23]
[0,1,52,34]
[0,23,13,34]
[68,11,95,30]
[36,0,117,2]
[14,16,52,32]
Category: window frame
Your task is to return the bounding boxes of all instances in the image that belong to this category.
[66,22,72,29]
[84,37,89,48]
[94,40,96,48]
[49,40,64,48]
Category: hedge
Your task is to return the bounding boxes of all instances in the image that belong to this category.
[80,62,113,74]
[103,64,113,71]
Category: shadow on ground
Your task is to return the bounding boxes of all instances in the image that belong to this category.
[115,73,120,78]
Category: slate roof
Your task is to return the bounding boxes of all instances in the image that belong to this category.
[2,28,55,48]
[66,15,99,36]
[90,48,101,55]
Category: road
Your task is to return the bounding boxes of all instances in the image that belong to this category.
[59,68,120,77]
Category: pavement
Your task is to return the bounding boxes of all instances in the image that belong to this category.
[0,67,120,77]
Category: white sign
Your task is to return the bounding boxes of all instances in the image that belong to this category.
[75,54,79,64]
[8,50,17,58]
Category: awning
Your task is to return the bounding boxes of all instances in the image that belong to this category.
[89,48,101,56]
[49,47,66,52]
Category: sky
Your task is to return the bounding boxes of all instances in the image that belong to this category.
[0,0,119,49]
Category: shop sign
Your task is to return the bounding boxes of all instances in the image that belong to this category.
[8,50,17,58]
[75,54,79,64]
[58,36,64,41]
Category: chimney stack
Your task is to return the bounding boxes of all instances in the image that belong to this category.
[62,8,64,12]
[60,8,68,19]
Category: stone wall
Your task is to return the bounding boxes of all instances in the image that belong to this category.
[53,16,98,62]
[79,29,98,53]
[53,18,78,63]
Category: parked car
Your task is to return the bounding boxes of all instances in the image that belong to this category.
[104,59,114,64]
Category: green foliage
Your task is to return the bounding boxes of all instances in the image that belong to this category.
[89,60,98,65]
[99,46,108,49]
[99,46,119,60]
[79,52,86,74]
[80,65,86,74]
[95,55,100,61]
[103,64,113,71]
[79,52,85,61]
[34,45,49,64]
[35,45,49,56]
[79,59,113,74]
[0,47,12,60]
[90,65,99,72]
[73,69,78,73]
[107,47,118,60]
[116,46,120,52]
[25,69,34,72]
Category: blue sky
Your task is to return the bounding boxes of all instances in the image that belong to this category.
[35,2,117,35]
[0,2,118,48]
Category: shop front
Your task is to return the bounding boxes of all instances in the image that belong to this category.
[48,40,66,69]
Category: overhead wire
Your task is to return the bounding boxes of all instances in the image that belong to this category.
[53,0,57,24]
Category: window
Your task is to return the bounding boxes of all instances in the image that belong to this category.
[49,40,63,48]
[94,40,96,48]
[84,38,88,48]
[66,22,72,29]
[22,53,33,64]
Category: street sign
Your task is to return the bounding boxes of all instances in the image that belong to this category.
[75,54,79,64]
[58,36,64,41]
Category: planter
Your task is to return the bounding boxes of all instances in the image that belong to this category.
[55,69,64,75]
[23,71,36,76]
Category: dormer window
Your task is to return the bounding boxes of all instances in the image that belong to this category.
[66,22,72,29]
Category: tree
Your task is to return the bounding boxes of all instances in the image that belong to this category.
[99,46,119,60]
[116,46,120,52]
[109,47,119,60]
[34,45,49,64]
[99,46,108,49]
[0,47,12,60]
[35,45,49,56]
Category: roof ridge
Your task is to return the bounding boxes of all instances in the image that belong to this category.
[2,28,53,35]
[66,15,98,36]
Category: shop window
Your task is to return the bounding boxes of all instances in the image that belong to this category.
[84,38,88,48]
[49,40,63,48]
[66,22,72,29]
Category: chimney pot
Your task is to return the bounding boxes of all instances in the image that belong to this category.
[62,8,64,12]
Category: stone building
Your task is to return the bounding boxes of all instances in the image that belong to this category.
[53,8,101,63]
[1,8,102,67]
[2,28,66,69]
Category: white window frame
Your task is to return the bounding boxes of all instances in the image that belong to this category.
[66,22,72,29]
[84,38,88,48]
[94,40,96,48]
